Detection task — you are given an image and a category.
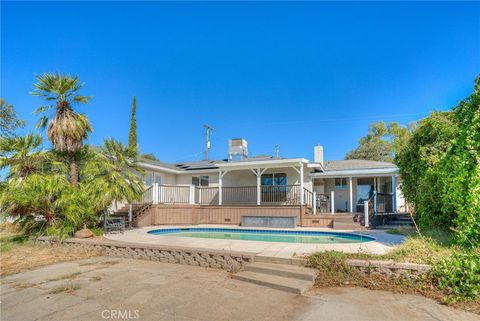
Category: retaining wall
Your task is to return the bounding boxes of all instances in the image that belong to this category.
[37,237,254,272]
[346,259,431,279]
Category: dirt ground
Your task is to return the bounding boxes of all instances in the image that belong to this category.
[1,257,478,321]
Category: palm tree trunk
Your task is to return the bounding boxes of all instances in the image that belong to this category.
[69,152,79,187]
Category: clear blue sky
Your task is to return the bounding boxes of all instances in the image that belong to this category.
[2,1,479,163]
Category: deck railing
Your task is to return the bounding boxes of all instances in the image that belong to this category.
[158,185,190,204]
[222,186,257,205]
[376,192,394,213]
[260,185,300,204]
[136,184,312,206]
[316,193,331,213]
[196,186,219,205]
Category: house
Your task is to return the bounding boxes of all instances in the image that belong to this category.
[121,139,406,229]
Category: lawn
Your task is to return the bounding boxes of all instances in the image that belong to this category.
[0,223,101,276]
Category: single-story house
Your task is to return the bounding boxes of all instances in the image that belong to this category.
[120,139,406,229]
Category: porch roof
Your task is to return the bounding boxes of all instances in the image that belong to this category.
[311,160,399,178]
[138,156,309,174]
[216,157,308,170]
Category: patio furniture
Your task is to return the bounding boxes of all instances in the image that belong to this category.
[104,215,126,234]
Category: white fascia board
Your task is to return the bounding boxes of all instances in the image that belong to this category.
[310,167,399,178]
[138,162,220,175]
[216,158,309,169]
[138,162,183,174]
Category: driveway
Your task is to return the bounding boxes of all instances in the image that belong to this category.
[1,257,477,321]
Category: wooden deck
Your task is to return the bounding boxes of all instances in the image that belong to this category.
[134,204,364,229]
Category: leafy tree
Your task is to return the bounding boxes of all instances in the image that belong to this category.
[439,76,480,247]
[128,96,137,153]
[141,153,159,161]
[346,121,412,162]
[0,99,25,137]
[396,76,480,247]
[395,112,458,228]
[30,73,92,187]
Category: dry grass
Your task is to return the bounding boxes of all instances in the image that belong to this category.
[307,250,480,315]
[0,222,101,276]
[48,281,81,294]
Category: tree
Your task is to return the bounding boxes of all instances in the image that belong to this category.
[345,121,412,162]
[82,139,144,212]
[141,153,159,161]
[439,76,480,247]
[0,99,25,137]
[128,96,137,153]
[0,134,53,180]
[395,76,480,247]
[30,73,92,187]
[395,112,458,229]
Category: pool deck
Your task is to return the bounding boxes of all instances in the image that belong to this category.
[104,225,405,259]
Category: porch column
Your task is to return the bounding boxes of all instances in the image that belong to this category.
[218,171,223,205]
[331,190,335,215]
[252,168,267,205]
[300,165,304,205]
[349,177,353,213]
[218,170,228,206]
[392,175,397,213]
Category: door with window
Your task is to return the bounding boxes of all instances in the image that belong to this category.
[261,173,287,203]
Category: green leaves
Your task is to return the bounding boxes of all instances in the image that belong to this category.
[395,76,480,248]
[431,250,480,302]
[345,121,412,162]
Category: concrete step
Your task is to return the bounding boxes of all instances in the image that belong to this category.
[232,271,313,294]
[245,262,317,281]
[254,255,306,266]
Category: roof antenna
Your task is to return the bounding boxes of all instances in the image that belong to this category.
[274,144,280,158]
[203,124,213,160]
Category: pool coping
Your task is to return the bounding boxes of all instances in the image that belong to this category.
[104,225,404,258]
[146,227,377,243]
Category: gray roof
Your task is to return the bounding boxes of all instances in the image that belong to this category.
[323,160,397,171]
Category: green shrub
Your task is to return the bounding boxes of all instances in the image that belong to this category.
[430,250,480,303]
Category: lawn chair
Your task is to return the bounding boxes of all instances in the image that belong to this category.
[103,212,126,234]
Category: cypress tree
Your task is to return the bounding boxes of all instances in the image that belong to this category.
[128,96,137,153]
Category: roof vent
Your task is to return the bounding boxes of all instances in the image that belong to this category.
[228,138,248,161]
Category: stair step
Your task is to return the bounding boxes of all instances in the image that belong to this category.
[245,262,317,281]
[232,271,312,294]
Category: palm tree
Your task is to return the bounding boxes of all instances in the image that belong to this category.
[30,73,92,187]
[82,139,144,212]
[0,134,50,180]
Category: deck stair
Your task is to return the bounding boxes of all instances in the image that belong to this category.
[332,213,365,230]
[376,213,414,229]
[232,262,317,294]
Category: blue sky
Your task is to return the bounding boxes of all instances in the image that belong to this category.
[2,1,479,163]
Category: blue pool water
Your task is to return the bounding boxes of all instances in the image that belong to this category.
[147,228,375,244]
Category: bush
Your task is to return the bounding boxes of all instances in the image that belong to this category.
[430,250,480,303]
[395,76,480,248]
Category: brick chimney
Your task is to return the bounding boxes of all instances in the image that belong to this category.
[314,145,324,165]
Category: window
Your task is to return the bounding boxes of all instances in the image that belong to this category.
[144,172,162,185]
[192,176,209,187]
[261,173,287,186]
[335,178,347,190]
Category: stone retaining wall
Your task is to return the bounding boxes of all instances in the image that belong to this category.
[346,259,431,279]
[37,237,254,272]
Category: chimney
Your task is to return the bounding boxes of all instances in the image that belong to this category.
[314,145,324,165]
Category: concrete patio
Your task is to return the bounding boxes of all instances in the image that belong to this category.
[105,225,405,259]
[1,257,476,321]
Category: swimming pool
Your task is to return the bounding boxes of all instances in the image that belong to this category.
[147,228,375,244]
